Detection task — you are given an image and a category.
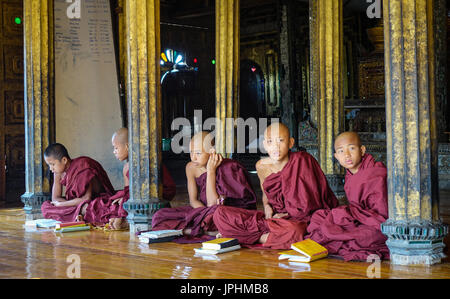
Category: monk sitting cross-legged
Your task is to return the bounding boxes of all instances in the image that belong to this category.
[213,123,338,249]
[151,131,257,240]
[41,143,116,226]
[106,127,177,230]
[305,131,389,261]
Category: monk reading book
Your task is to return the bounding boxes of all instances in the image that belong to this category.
[213,123,338,249]
[41,143,116,226]
[107,128,177,230]
[151,131,257,239]
[305,131,389,261]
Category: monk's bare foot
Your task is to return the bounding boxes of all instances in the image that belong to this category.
[76,215,84,222]
[183,228,192,235]
[215,232,222,239]
[110,218,128,230]
[80,203,88,216]
[259,233,269,244]
[205,230,219,237]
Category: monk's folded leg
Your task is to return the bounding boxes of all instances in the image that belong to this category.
[213,205,269,245]
[263,218,307,250]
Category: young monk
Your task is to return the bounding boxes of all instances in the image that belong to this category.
[41,143,116,225]
[107,127,177,230]
[151,131,257,239]
[305,131,389,261]
[213,122,338,249]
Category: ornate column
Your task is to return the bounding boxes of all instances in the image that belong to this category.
[280,0,299,150]
[309,0,345,197]
[21,0,54,220]
[122,0,168,234]
[381,0,448,265]
[215,0,239,156]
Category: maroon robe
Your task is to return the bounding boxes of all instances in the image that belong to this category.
[306,154,389,261]
[213,151,338,249]
[41,156,115,225]
[151,159,257,237]
[108,164,177,218]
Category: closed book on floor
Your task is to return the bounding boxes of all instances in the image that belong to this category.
[54,225,91,233]
[202,238,239,250]
[286,239,328,262]
[139,235,178,244]
[194,244,241,255]
[140,229,183,239]
[25,219,61,228]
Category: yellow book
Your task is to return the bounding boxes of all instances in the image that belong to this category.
[280,239,328,263]
[202,238,239,250]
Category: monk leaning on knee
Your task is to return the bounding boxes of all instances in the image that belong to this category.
[107,128,177,230]
[305,131,389,261]
[41,143,115,225]
[151,131,257,239]
[213,123,338,249]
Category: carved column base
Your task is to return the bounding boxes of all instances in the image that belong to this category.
[381,220,448,266]
[325,174,345,200]
[123,199,170,234]
[21,192,51,220]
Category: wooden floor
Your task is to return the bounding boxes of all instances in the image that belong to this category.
[1,193,450,279]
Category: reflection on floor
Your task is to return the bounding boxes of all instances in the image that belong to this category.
[0,189,449,279]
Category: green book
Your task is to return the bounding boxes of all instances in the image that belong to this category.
[54,225,91,233]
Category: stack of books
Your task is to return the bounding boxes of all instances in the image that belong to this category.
[194,238,241,255]
[54,221,91,233]
[138,229,183,244]
[278,239,328,263]
[24,219,61,229]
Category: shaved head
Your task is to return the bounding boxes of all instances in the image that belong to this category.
[112,127,128,144]
[264,122,291,139]
[190,131,215,153]
[334,131,361,151]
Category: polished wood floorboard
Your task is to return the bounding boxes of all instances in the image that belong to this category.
[1,204,450,279]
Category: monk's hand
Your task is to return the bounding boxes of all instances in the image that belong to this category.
[273,213,289,219]
[206,150,223,173]
[264,204,274,219]
[112,197,123,205]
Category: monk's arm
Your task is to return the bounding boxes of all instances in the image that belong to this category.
[53,182,93,207]
[123,162,129,187]
[205,152,224,206]
[256,160,273,219]
[186,163,205,208]
[51,173,65,202]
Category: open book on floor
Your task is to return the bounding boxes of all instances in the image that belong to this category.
[278,239,328,263]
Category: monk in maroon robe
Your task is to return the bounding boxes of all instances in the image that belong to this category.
[306,132,389,261]
[213,123,338,249]
[41,143,116,225]
[151,131,257,239]
[106,128,177,229]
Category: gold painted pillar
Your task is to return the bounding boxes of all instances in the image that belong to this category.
[309,0,344,196]
[215,0,239,156]
[122,0,167,234]
[380,0,448,265]
[21,0,54,220]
